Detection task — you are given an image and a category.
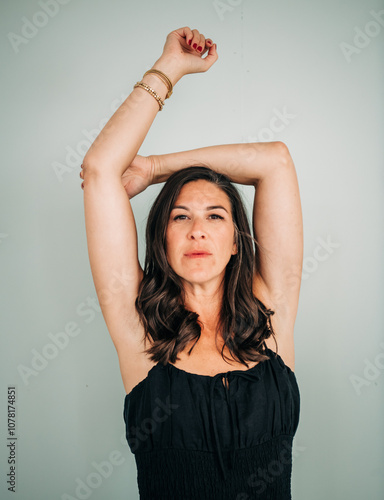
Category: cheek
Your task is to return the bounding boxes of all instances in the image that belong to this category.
[221,227,235,245]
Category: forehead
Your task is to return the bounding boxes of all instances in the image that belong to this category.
[173,180,231,207]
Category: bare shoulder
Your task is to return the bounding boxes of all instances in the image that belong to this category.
[253,272,297,372]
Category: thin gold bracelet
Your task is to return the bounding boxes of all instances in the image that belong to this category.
[133,81,164,111]
[143,69,173,99]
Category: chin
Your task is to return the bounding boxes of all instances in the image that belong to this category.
[180,269,224,285]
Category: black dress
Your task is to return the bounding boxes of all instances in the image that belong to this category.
[123,347,300,499]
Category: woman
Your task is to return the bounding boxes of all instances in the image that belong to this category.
[80,27,303,500]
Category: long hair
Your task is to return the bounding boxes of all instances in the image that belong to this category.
[135,166,277,367]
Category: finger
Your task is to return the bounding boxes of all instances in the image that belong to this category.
[190,29,200,49]
[182,26,194,46]
[171,26,193,47]
[184,27,194,46]
[199,38,213,56]
[196,34,206,53]
[172,26,192,40]
[81,182,84,190]
[201,43,218,69]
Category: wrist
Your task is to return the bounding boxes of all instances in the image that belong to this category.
[151,57,183,87]
[149,154,164,184]
[151,153,175,184]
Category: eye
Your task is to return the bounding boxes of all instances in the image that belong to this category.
[209,214,224,220]
[173,215,188,221]
[172,214,224,221]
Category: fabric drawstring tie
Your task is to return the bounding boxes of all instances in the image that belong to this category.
[209,367,263,480]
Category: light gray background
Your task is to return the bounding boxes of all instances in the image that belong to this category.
[1,0,383,499]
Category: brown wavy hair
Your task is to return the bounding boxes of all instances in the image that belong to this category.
[135,166,277,367]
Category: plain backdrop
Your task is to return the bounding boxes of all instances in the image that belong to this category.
[1,0,383,499]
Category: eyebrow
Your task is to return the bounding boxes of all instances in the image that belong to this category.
[171,205,229,213]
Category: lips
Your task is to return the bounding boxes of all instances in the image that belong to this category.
[185,250,212,257]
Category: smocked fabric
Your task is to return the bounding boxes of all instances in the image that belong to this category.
[123,347,300,500]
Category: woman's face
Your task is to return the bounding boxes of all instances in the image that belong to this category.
[165,179,237,288]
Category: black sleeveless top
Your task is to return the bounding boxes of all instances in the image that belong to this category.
[123,347,300,499]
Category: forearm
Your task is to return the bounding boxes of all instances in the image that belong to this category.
[153,141,289,186]
[82,58,182,177]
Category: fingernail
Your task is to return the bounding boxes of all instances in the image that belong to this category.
[198,46,202,52]
[193,43,197,49]
[188,39,192,45]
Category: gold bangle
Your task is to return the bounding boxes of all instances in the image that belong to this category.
[143,69,173,99]
[133,81,164,111]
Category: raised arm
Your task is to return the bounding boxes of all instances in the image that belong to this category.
[82,29,217,176]
[150,141,286,185]
[80,28,218,392]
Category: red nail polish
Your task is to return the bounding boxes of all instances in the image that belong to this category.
[198,46,202,52]
[193,43,197,49]
[188,39,192,45]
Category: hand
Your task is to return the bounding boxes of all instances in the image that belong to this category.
[79,155,156,200]
[154,27,218,82]
[120,155,156,199]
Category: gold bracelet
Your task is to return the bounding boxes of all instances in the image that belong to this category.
[133,81,164,111]
[143,69,173,99]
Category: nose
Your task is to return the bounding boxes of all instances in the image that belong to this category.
[188,219,206,240]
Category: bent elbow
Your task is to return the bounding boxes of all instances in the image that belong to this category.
[81,157,106,178]
[274,141,293,168]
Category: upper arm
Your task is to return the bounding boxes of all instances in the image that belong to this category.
[82,167,145,352]
[252,142,303,334]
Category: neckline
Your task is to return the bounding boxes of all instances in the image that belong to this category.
[165,347,276,378]
[125,348,295,398]
[166,361,263,378]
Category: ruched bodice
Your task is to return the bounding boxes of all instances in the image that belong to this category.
[123,347,300,499]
